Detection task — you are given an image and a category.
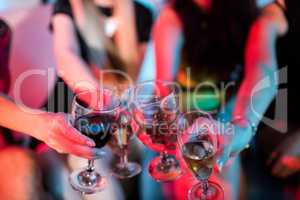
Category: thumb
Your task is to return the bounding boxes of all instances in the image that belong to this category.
[217,145,231,172]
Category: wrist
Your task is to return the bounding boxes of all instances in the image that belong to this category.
[29,111,49,141]
[231,116,257,150]
[232,116,257,134]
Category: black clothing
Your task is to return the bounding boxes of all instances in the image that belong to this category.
[276,0,300,122]
[51,0,153,64]
[174,2,251,112]
[173,0,257,86]
[244,2,300,199]
[0,19,13,146]
[0,19,11,93]
[46,0,153,114]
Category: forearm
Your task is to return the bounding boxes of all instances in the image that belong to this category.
[233,73,277,128]
[114,0,140,70]
[0,94,46,140]
[55,50,100,93]
[52,14,101,94]
[233,16,280,129]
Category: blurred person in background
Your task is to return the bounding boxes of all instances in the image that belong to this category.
[51,0,153,95]
[0,18,10,94]
[50,0,153,199]
[152,0,287,199]
[0,18,12,150]
[268,0,300,180]
[0,94,102,200]
[0,18,99,200]
[246,0,300,199]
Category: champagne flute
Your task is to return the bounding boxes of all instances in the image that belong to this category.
[69,89,121,194]
[111,107,142,179]
[177,110,224,200]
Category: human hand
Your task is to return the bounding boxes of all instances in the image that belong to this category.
[268,131,300,178]
[35,112,104,159]
[217,121,253,171]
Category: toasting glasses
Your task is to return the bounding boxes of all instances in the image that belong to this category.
[177,111,224,200]
[69,89,121,194]
[129,81,182,181]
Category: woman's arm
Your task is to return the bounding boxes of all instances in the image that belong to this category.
[153,6,183,81]
[218,4,288,169]
[52,14,100,93]
[114,0,140,79]
[0,93,103,159]
[233,4,288,128]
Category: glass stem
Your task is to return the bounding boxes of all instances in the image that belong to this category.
[202,179,209,199]
[120,147,128,168]
[160,151,168,162]
[87,159,95,172]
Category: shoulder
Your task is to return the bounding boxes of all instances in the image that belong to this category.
[156,4,182,29]
[257,3,288,36]
[153,5,183,44]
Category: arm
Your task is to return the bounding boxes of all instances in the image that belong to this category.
[0,93,102,159]
[218,4,288,169]
[114,0,140,79]
[153,6,183,81]
[233,4,288,129]
[52,14,99,93]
